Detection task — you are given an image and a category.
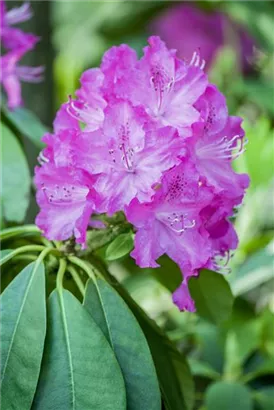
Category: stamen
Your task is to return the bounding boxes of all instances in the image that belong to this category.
[157,211,196,234]
[197,134,248,161]
[150,64,174,113]
[38,151,49,165]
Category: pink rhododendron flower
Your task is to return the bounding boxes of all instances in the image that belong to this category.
[35,36,249,312]
[151,4,254,72]
[0,0,43,109]
[35,164,99,247]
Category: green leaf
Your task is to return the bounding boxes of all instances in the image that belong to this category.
[2,105,47,149]
[92,262,194,410]
[243,80,274,115]
[187,359,220,380]
[105,233,134,261]
[84,278,161,410]
[205,382,253,410]
[244,359,274,382]
[260,309,274,357]
[234,118,274,189]
[223,299,262,365]
[1,123,31,222]
[33,289,126,410]
[189,270,234,324]
[0,249,12,261]
[195,322,224,373]
[254,387,274,410]
[0,261,46,409]
[230,246,274,296]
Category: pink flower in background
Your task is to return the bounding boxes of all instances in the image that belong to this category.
[0,0,43,109]
[151,4,254,72]
[35,35,249,312]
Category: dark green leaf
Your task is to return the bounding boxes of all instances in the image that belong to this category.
[2,105,47,149]
[205,382,253,410]
[84,278,161,410]
[196,322,224,373]
[32,289,126,410]
[1,123,31,222]
[244,359,274,382]
[187,359,220,380]
[222,299,262,365]
[0,261,46,409]
[189,270,234,324]
[254,387,274,410]
[91,260,194,410]
[244,80,274,115]
[106,233,134,261]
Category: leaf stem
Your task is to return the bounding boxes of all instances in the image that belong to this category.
[68,256,96,281]
[13,254,38,262]
[67,265,85,297]
[0,225,41,241]
[56,259,67,293]
[0,245,45,266]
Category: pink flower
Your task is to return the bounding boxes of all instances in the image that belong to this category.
[91,101,186,214]
[125,160,214,294]
[67,69,106,131]
[1,50,43,109]
[0,0,43,109]
[189,85,250,199]
[35,164,98,247]
[111,37,208,136]
[151,4,254,72]
[35,36,249,311]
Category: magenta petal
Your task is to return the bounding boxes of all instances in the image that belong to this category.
[172,279,196,312]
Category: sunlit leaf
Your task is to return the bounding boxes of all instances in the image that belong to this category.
[106,233,134,261]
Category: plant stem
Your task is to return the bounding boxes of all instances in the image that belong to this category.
[0,225,41,241]
[13,254,38,262]
[35,247,55,265]
[0,245,45,266]
[67,265,85,297]
[56,259,67,293]
[68,256,96,281]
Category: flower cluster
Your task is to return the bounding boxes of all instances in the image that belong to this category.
[151,4,254,72]
[35,36,249,311]
[0,0,43,109]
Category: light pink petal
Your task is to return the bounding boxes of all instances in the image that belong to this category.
[131,225,163,268]
[16,65,44,83]
[2,73,22,109]
[5,2,32,25]
[53,103,80,133]
[35,164,96,246]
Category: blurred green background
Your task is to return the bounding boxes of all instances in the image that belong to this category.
[3,1,274,409]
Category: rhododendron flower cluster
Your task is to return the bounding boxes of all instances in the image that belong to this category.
[0,0,43,108]
[151,4,254,72]
[35,36,249,312]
